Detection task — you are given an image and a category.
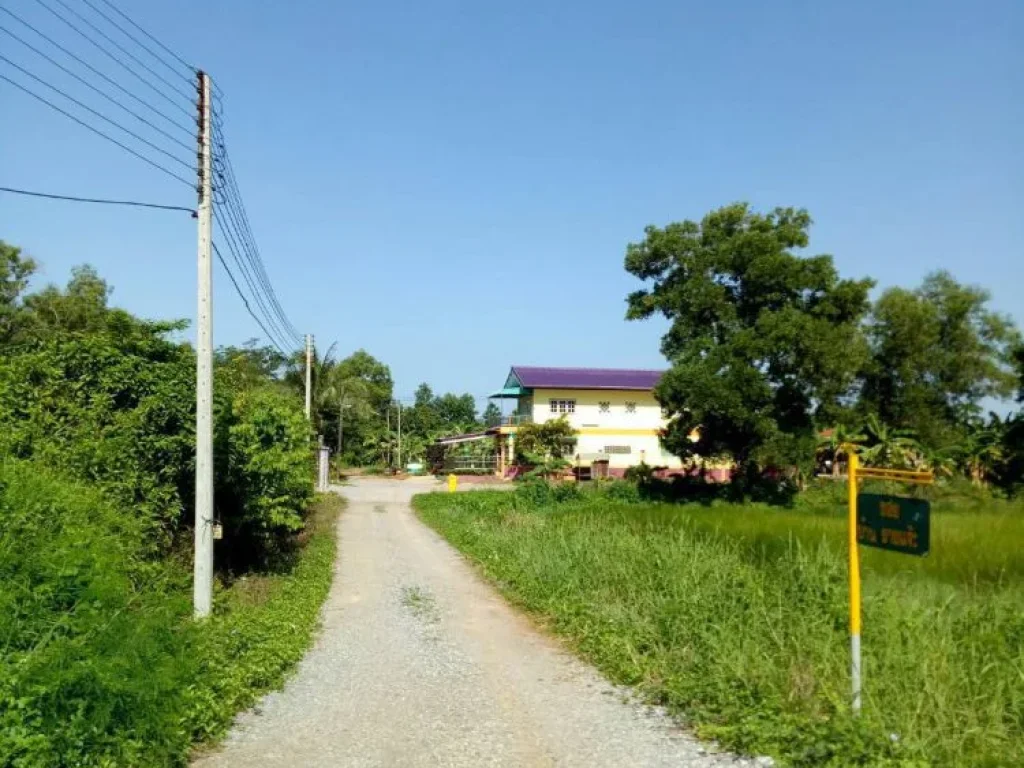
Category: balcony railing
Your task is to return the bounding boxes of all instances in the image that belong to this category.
[499,413,533,426]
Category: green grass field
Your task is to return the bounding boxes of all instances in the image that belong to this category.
[414,483,1024,767]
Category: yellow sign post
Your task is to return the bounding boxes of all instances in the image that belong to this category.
[846,453,932,715]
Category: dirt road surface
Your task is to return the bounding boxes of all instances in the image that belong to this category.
[195,477,751,768]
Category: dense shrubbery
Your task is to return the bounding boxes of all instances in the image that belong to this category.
[0,324,195,551]
[217,388,314,569]
[0,463,341,766]
[0,461,193,766]
[0,242,331,764]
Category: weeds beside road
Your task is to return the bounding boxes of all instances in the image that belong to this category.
[414,483,1024,767]
[0,462,341,767]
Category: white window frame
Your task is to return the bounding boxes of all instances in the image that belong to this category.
[549,399,576,414]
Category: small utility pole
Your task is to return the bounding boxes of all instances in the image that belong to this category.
[304,333,313,420]
[193,70,214,619]
[386,405,391,468]
[397,400,402,471]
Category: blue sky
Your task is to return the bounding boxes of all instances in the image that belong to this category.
[2,0,1021,407]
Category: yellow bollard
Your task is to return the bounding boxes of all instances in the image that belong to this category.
[447,474,457,493]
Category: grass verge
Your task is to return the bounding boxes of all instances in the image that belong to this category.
[185,492,342,751]
[413,485,1023,767]
[0,460,342,767]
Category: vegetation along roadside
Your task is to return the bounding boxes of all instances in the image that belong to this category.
[414,482,1023,767]
[0,240,341,767]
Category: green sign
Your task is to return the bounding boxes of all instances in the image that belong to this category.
[857,493,930,556]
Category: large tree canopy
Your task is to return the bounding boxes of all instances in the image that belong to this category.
[860,272,1021,448]
[625,203,873,477]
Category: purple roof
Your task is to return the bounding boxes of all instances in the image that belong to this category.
[511,366,664,391]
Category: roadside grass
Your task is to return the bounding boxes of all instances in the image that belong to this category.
[0,460,342,767]
[185,492,343,749]
[413,484,1024,767]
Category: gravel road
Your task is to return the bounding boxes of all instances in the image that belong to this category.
[194,477,752,768]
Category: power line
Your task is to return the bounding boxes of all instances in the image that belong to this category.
[0,53,193,173]
[46,0,194,102]
[0,72,193,188]
[0,7,193,138]
[213,160,301,344]
[95,0,194,74]
[79,0,195,87]
[213,204,295,348]
[212,126,301,341]
[215,207,299,348]
[216,191,300,346]
[0,185,195,213]
[213,243,290,357]
[0,24,194,155]
[32,0,194,122]
[212,134,300,341]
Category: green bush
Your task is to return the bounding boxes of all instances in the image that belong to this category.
[217,388,314,569]
[0,329,194,550]
[0,460,194,767]
[0,461,340,766]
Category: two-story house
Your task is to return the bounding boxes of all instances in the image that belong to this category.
[488,365,683,475]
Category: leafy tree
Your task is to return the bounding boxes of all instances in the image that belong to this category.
[218,387,313,568]
[861,272,1021,449]
[0,313,196,549]
[482,402,501,427]
[329,367,374,457]
[318,350,394,465]
[21,265,112,338]
[514,417,577,480]
[625,203,873,484]
[216,339,286,391]
[0,240,36,343]
[434,392,477,430]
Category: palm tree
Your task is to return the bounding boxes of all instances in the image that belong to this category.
[861,415,921,468]
[284,342,338,436]
[958,417,1006,486]
[915,443,957,478]
[817,424,866,476]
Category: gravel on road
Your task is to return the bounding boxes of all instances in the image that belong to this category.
[194,477,752,768]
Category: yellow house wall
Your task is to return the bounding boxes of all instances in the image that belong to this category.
[528,388,682,469]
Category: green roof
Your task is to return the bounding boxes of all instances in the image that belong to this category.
[488,386,526,398]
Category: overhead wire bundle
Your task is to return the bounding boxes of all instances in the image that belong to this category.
[0,0,301,355]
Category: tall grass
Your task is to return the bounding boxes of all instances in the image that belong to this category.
[414,485,1024,767]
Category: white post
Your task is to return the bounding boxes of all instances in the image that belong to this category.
[397,400,402,471]
[193,71,214,619]
[304,333,312,420]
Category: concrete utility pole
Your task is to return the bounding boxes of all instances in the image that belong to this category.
[304,333,313,420]
[397,400,402,471]
[193,71,214,619]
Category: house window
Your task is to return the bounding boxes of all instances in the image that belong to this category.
[598,401,610,413]
[625,401,637,414]
[549,399,576,414]
[604,445,632,454]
